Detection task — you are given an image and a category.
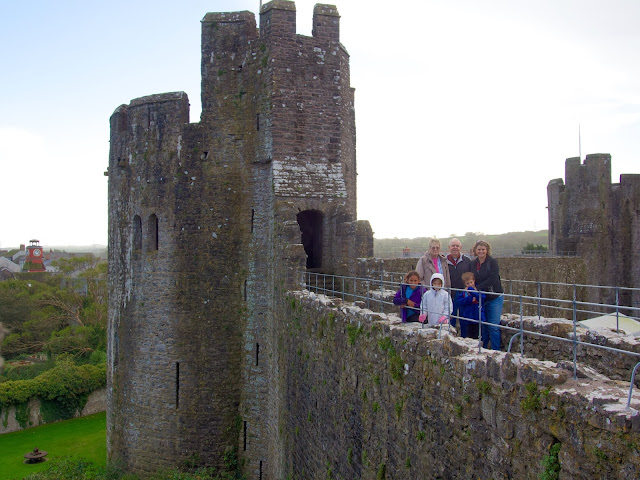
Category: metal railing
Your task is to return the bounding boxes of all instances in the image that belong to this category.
[299,270,640,408]
[502,279,640,321]
[380,271,640,324]
[372,248,578,259]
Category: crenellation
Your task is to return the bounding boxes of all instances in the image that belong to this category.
[312,4,340,42]
[259,0,297,40]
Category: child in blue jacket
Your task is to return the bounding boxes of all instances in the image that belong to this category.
[455,272,484,338]
[393,270,425,323]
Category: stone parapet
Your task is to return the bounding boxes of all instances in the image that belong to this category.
[277,290,640,479]
[502,314,640,386]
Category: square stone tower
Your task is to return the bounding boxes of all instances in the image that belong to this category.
[547,154,640,309]
[106,1,372,477]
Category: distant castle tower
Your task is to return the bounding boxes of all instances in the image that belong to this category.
[547,154,640,308]
[107,1,372,477]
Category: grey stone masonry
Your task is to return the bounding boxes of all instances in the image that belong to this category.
[548,155,640,310]
[107,1,372,477]
[279,290,640,479]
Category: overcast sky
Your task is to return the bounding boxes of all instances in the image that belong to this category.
[1,0,639,248]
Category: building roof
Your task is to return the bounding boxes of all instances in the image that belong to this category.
[0,256,21,273]
[579,313,640,336]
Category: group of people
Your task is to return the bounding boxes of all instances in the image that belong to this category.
[393,238,504,350]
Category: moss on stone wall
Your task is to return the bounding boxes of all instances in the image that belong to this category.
[277,289,640,479]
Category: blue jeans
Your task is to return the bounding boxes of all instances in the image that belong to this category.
[482,295,504,350]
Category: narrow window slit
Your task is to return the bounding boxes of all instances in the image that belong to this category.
[133,215,142,250]
[148,214,159,251]
[176,362,180,409]
[256,343,260,366]
[243,421,247,451]
[251,207,255,233]
[259,461,263,480]
[244,280,247,301]
[256,114,260,131]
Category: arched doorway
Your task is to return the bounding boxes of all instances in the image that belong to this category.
[296,210,323,269]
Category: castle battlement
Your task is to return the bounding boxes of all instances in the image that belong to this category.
[548,154,640,310]
[564,153,611,188]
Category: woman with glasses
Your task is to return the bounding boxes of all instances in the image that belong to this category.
[415,237,451,289]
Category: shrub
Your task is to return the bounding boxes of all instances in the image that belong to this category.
[0,362,106,409]
[540,442,561,480]
[521,382,542,412]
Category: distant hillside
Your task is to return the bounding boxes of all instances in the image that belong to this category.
[374,231,548,258]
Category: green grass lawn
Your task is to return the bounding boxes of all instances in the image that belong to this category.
[0,411,106,480]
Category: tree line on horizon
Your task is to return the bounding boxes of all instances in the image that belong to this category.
[374,230,549,256]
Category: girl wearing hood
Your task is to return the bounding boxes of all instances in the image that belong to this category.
[419,273,453,327]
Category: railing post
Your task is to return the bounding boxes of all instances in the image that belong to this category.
[332,275,335,296]
[341,276,345,301]
[509,280,513,315]
[537,281,541,319]
[616,286,620,334]
[323,274,326,295]
[478,290,483,352]
[519,294,524,355]
[448,287,452,325]
[627,361,640,409]
[354,278,357,303]
[380,271,384,313]
[573,284,578,380]
[366,281,370,309]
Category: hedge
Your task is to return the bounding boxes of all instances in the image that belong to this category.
[0,363,106,407]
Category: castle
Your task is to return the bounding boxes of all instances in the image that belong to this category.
[547,154,640,309]
[107,2,640,478]
[107,1,371,476]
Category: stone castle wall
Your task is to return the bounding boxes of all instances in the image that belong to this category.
[0,388,106,435]
[277,290,640,479]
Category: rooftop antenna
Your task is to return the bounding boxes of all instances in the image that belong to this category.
[579,123,582,161]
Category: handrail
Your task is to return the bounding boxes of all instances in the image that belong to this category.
[628,362,640,409]
[300,270,640,404]
[372,271,640,333]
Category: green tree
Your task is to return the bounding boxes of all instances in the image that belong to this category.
[0,258,107,361]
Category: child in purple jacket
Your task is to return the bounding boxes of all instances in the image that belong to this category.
[393,270,425,323]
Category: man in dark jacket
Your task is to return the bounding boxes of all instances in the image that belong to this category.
[446,238,471,328]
